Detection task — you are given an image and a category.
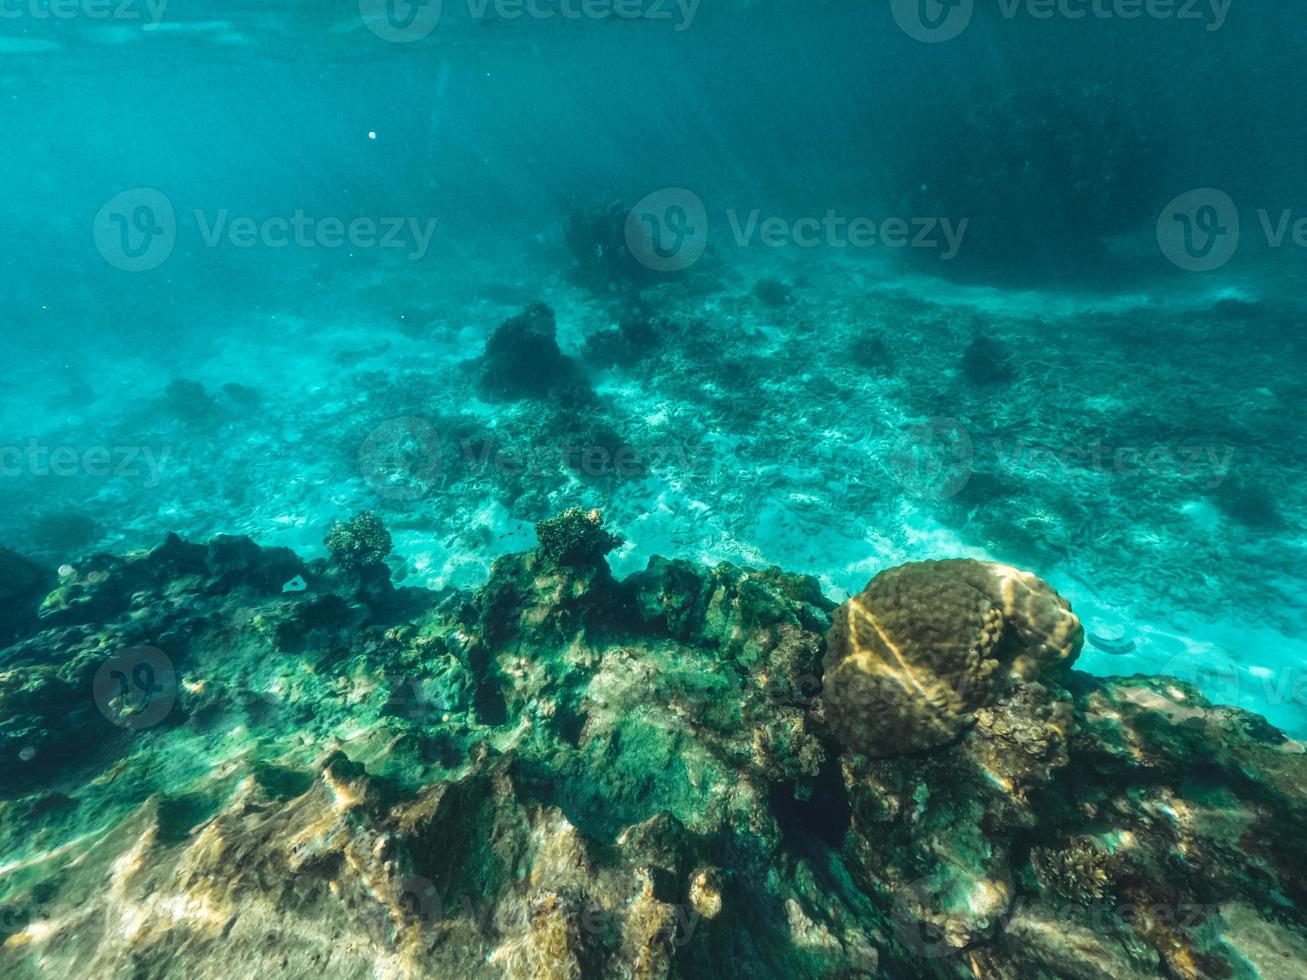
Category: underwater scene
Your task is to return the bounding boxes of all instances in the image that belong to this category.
[3,2,1307,977]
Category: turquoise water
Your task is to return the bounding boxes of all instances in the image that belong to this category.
[4,4,1307,977]
[5,5,1307,727]
[4,8,1306,718]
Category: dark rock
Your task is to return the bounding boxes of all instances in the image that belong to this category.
[753,278,793,308]
[582,307,666,369]
[0,547,53,645]
[564,200,647,291]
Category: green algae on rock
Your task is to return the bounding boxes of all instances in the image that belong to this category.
[0,518,1304,979]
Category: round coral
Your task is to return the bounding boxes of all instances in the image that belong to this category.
[821,560,1082,757]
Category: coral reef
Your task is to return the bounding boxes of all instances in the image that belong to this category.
[0,520,1304,978]
[582,306,666,369]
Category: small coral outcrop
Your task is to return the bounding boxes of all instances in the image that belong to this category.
[534,508,624,570]
[821,559,1083,757]
[477,302,588,402]
[582,306,667,369]
[325,511,393,568]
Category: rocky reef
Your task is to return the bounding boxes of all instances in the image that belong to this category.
[1,514,1305,978]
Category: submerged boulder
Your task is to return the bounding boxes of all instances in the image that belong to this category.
[0,547,53,645]
[821,558,1082,757]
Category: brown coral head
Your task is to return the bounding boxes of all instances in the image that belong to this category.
[821,559,1082,757]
